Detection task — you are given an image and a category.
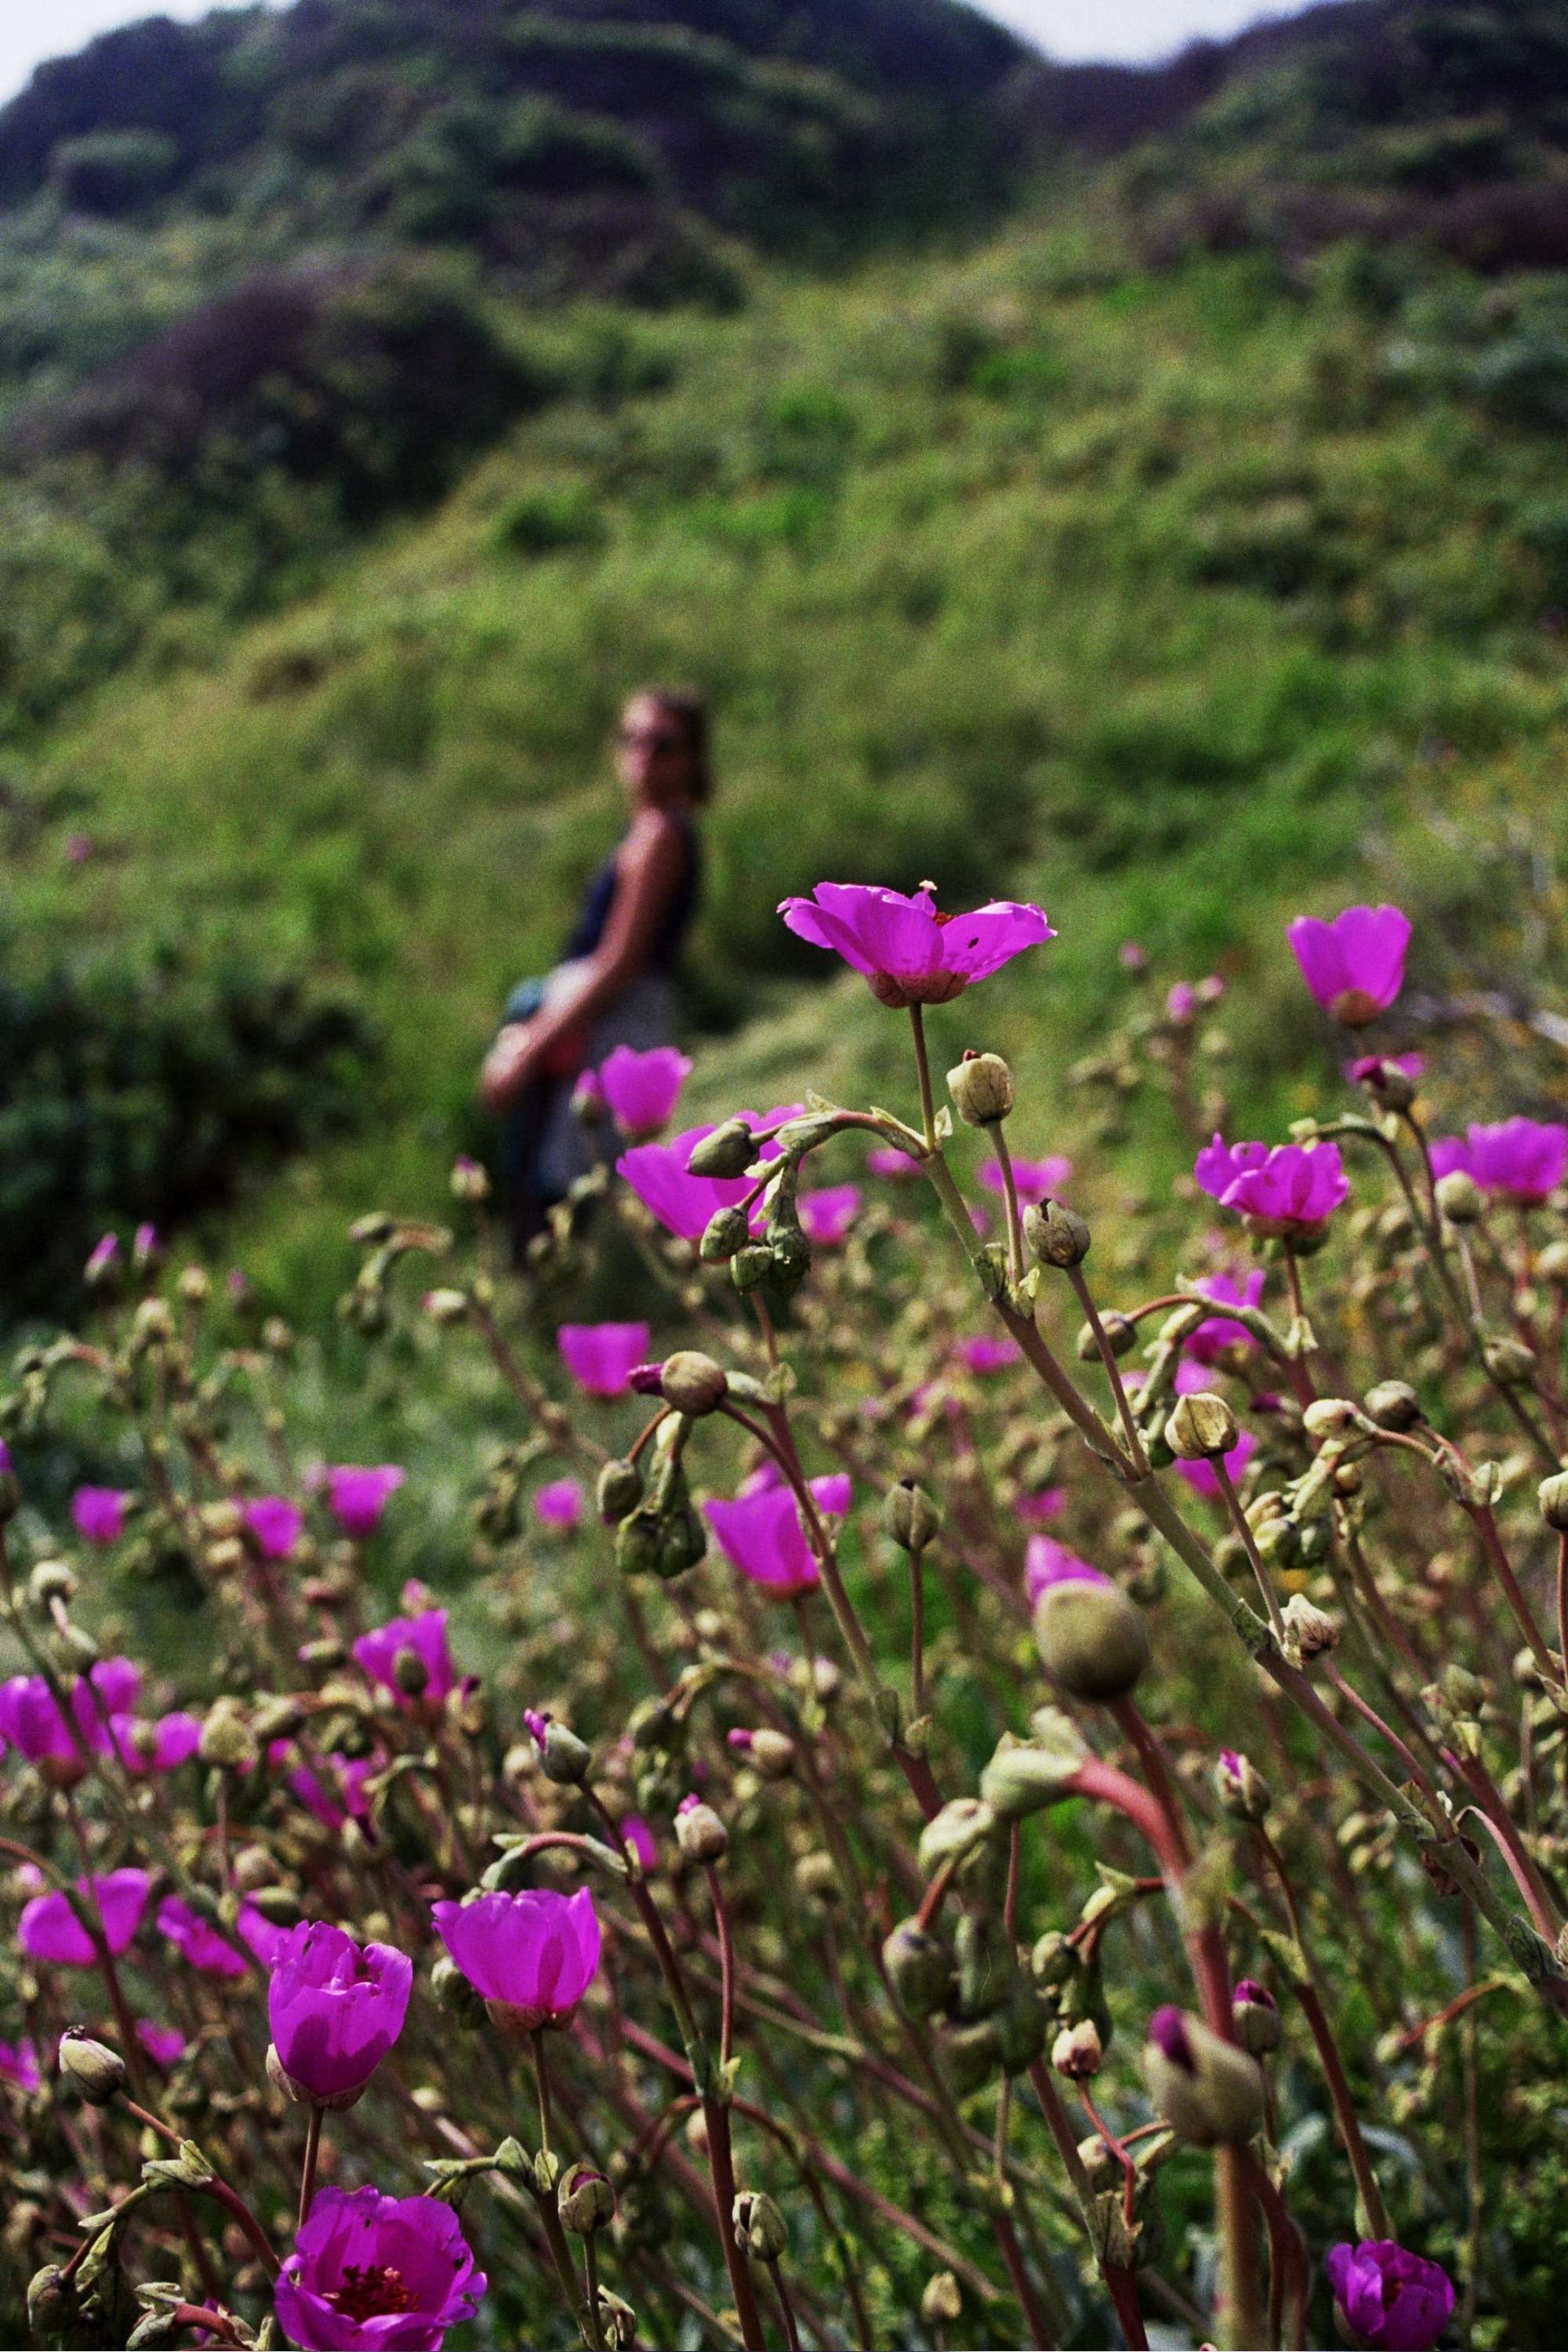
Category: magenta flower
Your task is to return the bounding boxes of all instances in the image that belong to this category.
[245,1496,303,1559]
[20,1869,151,1967]
[703,1483,821,1600]
[979,1152,1072,1203]
[276,2184,485,2352]
[1429,1117,1568,1205]
[617,1109,798,1243]
[109,1709,203,1775]
[85,1232,119,1280]
[811,1472,852,1519]
[433,1886,601,2034]
[1346,1051,1425,1091]
[1025,1537,1112,1607]
[1,1675,84,1782]
[279,1747,374,1832]
[533,1477,584,1534]
[325,1465,406,1540]
[158,1895,250,1979]
[957,1334,1022,1374]
[1195,1134,1348,1236]
[1167,982,1196,1022]
[799,1185,860,1247]
[778,883,1053,1007]
[621,1816,658,1871]
[1016,1488,1065,1527]
[866,1145,920,1179]
[353,1610,455,1709]
[1326,2240,1455,2352]
[0,2038,41,2091]
[1287,905,1411,1026]
[269,1922,413,2107]
[71,1486,130,1545]
[557,1322,652,1399]
[596,1044,692,1140]
[1185,1271,1266,1364]
[136,2021,186,2070]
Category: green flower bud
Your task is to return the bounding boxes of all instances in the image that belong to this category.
[1030,1929,1078,1992]
[734,2191,789,2263]
[58,2031,126,2107]
[1214,1750,1272,1824]
[423,1289,470,1324]
[1483,1336,1537,1388]
[688,1121,758,1178]
[942,2017,1000,2098]
[700,1205,751,1263]
[1539,1472,1568,1534]
[1436,1169,1483,1224]
[198,1698,258,1771]
[917,1797,1001,1878]
[597,1459,644,1525]
[27,1559,77,1607]
[1363,1380,1421,1432]
[1051,2017,1103,2078]
[674,1799,728,1864]
[1233,1983,1283,2057]
[993,1979,1049,2074]
[1144,2010,1264,2148]
[249,1885,303,1926]
[946,1052,1015,1127]
[1281,1592,1338,1665]
[1164,1392,1239,1461]
[748,1729,796,1779]
[660,1352,728,1417]
[978,1716,1087,1820]
[431,1955,487,2027]
[1024,1199,1091,1269]
[883,1479,942,1553]
[560,2163,617,2235]
[955,1909,1017,2020]
[921,2273,963,2326]
[27,2267,76,2343]
[538,1720,592,1784]
[1033,1578,1150,1704]
[731,1243,775,1294]
[881,1920,954,2017]
[1077,1312,1135,1360]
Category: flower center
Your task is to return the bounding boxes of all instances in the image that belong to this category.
[327,2264,412,2321]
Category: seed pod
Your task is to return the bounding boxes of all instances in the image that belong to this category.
[881,1921,954,2018]
[883,1479,942,1553]
[430,1955,486,2027]
[1033,1579,1150,1703]
[946,1052,1015,1127]
[559,2164,617,2235]
[1302,1398,1360,1440]
[424,1289,470,1324]
[660,1352,728,1417]
[1025,1199,1091,1269]
[1143,2008,1264,2147]
[1030,1930,1078,1993]
[688,1120,758,1178]
[58,2032,126,2107]
[1164,1392,1239,1460]
[993,1980,1049,2074]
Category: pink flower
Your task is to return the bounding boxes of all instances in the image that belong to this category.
[557,1323,652,1399]
[867,1145,920,1179]
[1120,942,1148,971]
[1167,982,1196,1022]
[1016,1488,1065,1526]
[596,1045,692,1140]
[1326,2241,1454,2352]
[433,1887,601,2033]
[71,1486,130,1545]
[1346,1051,1425,1091]
[353,1610,455,1708]
[1025,1537,1112,1606]
[533,1478,584,1533]
[1194,1134,1348,1236]
[957,1334,1022,1374]
[136,2022,186,2070]
[158,1895,252,1978]
[810,1472,852,1519]
[0,2038,41,2091]
[704,1485,820,1600]
[245,1496,303,1559]
[979,1152,1073,1203]
[799,1185,860,1247]
[20,1869,151,1967]
[276,2184,485,2352]
[64,832,94,864]
[1172,1364,1257,1498]
[1287,905,1411,1025]
[85,1232,120,1281]
[325,1465,405,1539]
[269,1922,413,2107]
[778,883,1054,1007]
[108,1710,203,1776]
[621,1816,658,1871]
[1429,1117,1568,1204]
[281,1748,374,1832]
[1185,1271,1265,1363]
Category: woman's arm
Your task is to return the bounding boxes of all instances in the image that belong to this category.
[478,811,689,1111]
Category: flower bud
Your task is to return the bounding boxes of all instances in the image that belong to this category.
[1164,1392,1239,1460]
[882,1920,954,2017]
[731,1243,775,1294]
[28,1559,77,1607]
[450,1156,491,1202]
[700,1205,751,1263]
[1539,1473,1568,1534]
[535,1718,592,1785]
[733,2191,789,2263]
[1281,1592,1339,1665]
[1030,1929,1078,1991]
[1144,2007,1263,2147]
[431,1955,487,2026]
[1051,2017,1103,2079]
[1483,1336,1537,1388]
[1301,1398,1359,1440]
[597,1460,644,1524]
[1436,1168,1483,1224]
[27,2268,76,2343]
[1363,1380,1422,1432]
[58,2031,126,2107]
[1232,1980,1282,2056]
[921,2273,962,2325]
[749,1729,797,1779]
[942,2018,1000,2097]
[660,1352,728,1417]
[198,1697,258,1771]
[1538,1240,1568,1286]
[423,1289,470,1324]
[687,1120,757,1179]
[1033,1578,1149,1703]
[1213,1749,1272,1824]
[675,1796,728,1863]
[883,1479,941,1552]
[559,2163,616,2235]
[993,1980,1048,2074]
[180,1265,212,1304]
[1077,1311,1135,1360]
[1024,1199,1091,1269]
[393,1646,430,1699]
[978,1715,1087,1819]
[917,1798,1001,1878]
[946,1052,1015,1127]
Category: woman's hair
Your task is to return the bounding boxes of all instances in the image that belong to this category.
[644,688,713,807]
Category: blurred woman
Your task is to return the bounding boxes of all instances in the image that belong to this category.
[480,688,707,1245]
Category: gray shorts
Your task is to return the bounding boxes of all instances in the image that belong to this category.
[532,963,679,1199]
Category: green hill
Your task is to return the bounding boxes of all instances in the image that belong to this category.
[3,0,1568,1315]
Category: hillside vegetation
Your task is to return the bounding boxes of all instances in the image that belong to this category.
[1,0,1567,1311]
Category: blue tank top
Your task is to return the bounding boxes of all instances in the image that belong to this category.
[564,814,701,973]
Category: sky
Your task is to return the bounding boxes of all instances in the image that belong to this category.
[0,0,1305,106]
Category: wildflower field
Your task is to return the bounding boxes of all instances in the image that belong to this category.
[6,870,1568,2350]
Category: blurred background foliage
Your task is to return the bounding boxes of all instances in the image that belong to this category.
[0,0,1566,1321]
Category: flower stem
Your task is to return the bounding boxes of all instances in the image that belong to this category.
[1065,1264,1149,1477]
[532,2029,555,2161]
[299,2105,323,2233]
[990,1124,1025,1289]
[909,1004,938,1153]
